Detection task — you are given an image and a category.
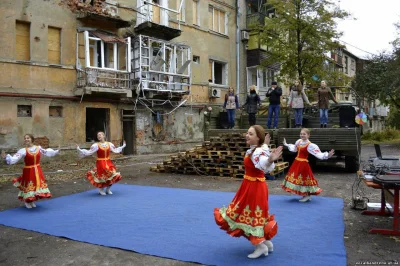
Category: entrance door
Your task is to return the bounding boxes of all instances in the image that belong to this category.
[122,110,136,155]
[86,108,110,142]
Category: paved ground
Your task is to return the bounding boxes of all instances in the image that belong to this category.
[0,144,399,266]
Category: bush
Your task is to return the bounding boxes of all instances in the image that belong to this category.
[361,128,400,142]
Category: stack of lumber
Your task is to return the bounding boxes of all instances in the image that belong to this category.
[150,133,289,179]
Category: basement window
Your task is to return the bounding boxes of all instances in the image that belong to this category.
[49,106,63,117]
[17,105,32,117]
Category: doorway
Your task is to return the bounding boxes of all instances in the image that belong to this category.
[86,108,110,142]
[122,109,136,155]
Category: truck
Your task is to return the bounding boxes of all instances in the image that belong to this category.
[204,102,362,173]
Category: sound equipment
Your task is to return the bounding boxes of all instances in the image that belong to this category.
[339,106,356,128]
[219,112,229,129]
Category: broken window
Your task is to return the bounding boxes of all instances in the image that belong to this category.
[15,21,30,61]
[209,60,228,85]
[84,31,131,71]
[193,55,200,64]
[17,105,32,117]
[49,106,63,117]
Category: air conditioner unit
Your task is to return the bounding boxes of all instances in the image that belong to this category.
[209,88,221,98]
[241,31,249,41]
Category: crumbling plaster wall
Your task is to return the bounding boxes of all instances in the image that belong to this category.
[0,0,77,96]
[0,97,123,151]
[135,107,204,154]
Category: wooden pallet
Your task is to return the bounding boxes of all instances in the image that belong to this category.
[275,162,289,171]
[232,173,245,179]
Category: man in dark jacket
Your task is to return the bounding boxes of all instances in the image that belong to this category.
[266,81,282,129]
[242,85,261,126]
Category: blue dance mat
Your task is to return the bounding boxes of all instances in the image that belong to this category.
[0,184,346,266]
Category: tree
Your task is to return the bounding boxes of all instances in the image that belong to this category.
[258,0,350,85]
[352,21,400,109]
[352,52,400,108]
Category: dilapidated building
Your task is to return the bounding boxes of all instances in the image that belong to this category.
[1,0,260,154]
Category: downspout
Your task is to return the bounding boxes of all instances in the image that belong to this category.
[236,0,240,96]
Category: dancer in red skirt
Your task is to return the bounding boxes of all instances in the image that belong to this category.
[1,134,60,209]
[281,128,334,202]
[77,131,125,195]
[214,125,283,259]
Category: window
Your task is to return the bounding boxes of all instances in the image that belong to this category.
[193,55,200,64]
[176,0,186,22]
[209,60,227,85]
[350,59,355,71]
[49,106,63,117]
[15,21,30,61]
[344,56,348,74]
[192,0,199,25]
[48,27,61,64]
[208,6,227,35]
[84,31,131,71]
[17,105,32,117]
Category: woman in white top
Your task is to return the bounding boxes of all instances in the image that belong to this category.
[281,128,334,202]
[1,134,60,208]
[77,131,125,196]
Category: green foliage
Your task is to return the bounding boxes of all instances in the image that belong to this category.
[352,23,400,108]
[361,128,400,142]
[352,53,400,107]
[387,105,400,129]
[259,0,350,84]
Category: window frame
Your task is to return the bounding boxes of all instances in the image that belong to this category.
[83,31,131,72]
[192,0,200,26]
[48,26,62,65]
[208,5,227,35]
[209,59,228,85]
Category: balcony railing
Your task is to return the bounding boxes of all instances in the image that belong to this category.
[77,68,130,89]
[246,12,266,28]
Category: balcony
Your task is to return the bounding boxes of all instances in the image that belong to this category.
[75,68,131,98]
[135,21,181,41]
[77,11,131,28]
[134,1,182,41]
[246,12,266,28]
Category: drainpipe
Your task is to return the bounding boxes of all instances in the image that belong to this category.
[236,0,240,96]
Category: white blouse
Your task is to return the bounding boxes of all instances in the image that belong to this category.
[246,144,276,173]
[284,139,329,160]
[5,146,59,165]
[77,142,126,157]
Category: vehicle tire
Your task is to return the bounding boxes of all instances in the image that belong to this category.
[345,156,360,173]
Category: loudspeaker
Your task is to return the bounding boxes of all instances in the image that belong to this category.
[339,106,356,128]
[219,112,229,129]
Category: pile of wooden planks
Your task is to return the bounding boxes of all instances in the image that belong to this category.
[150,132,289,179]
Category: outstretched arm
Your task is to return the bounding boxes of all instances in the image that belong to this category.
[283,139,300,152]
[3,148,26,165]
[39,145,60,157]
[307,143,334,160]
[110,141,126,154]
[77,143,99,157]
[252,145,283,173]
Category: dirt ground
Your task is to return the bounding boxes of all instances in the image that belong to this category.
[0,144,399,266]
